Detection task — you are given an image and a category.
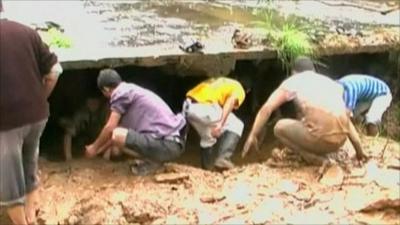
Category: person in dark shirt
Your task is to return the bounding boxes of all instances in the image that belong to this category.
[0,3,63,224]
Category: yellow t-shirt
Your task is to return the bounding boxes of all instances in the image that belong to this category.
[186,77,246,109]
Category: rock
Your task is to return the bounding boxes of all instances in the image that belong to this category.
[68,215,79,225]
[345,187,373,212]
[223,182,254,205]
[197,209,219,225]
[200,193,226,203]
[319,164,344,186]
[154,173,189,183]
[286,209,334,224]
[158,215,190,225]
[360,198,400,212]
[278,180,299,194]
[110,191,130,204]
[386,158,400,170]
[366,160,400,188]
[219,216,246,225]
[250,197,284,224]
[354,212,397,225]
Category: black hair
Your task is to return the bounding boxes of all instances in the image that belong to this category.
[292,56,315,73]
[97,69,122,90]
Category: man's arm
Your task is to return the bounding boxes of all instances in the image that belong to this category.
[250,88,289,138]
[86,111,121,157]
[347,120,368,162]
[242,88,289,157]
[43,62,63,98]
[212,95,237,137]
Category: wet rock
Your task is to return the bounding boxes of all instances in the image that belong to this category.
[154,173,189,183]
[219,216,246,225]
[223,182,254,206]
[110,191,130,204]
[344,185,400,213]
[200,193,226,203]
[250,197,284,224]
[278,180,299,194]
[366,160,400,188]
[360,198,400,212]
[319,164,345,186]
[286,209,334,224]
[196,209,219,225]
[151,215,189,225]
[67,215,79,225]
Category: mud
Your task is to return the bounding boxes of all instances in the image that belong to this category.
[1,135,399,225]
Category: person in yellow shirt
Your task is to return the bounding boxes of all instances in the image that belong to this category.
[183,77,248,170]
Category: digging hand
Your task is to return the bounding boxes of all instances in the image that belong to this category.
[242,135,259,158]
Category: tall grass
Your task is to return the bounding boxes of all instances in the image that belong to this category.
[252,9,314,74]
[274,24,314,73]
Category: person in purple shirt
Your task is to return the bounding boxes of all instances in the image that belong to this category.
[85,69,187,175]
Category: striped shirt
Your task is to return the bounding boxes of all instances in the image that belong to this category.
[338,74,390,111]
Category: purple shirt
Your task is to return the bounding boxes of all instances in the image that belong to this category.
[110,82,186,137]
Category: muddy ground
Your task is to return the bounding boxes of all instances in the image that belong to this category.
[1,134,399,225]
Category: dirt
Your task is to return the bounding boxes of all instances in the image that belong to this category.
[1,135,399,225]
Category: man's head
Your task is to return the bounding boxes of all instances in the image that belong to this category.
[97,69,122,98]
[291,56,315,75]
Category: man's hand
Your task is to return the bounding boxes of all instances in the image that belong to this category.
[112,127,128,147]
[85,144,97,158]
[356,151,369,165]
[242,135,259,158]
[211,123,223,138]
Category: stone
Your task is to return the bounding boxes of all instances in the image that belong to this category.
[219,216,246,225]
[110,191,130,204]
[223,182,254,206]
[197,209,219,225]
[319,164,344,186]
[366,160,400,188]
[278,180,299,194]
[250,197,284,224]
[154,173,189,183]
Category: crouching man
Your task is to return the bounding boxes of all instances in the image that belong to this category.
[242,57,368,168]
[338,74,392,136]
[183,77,247,170]
[85,69,187,176]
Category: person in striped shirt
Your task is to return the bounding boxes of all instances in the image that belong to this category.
[338,75,392,136]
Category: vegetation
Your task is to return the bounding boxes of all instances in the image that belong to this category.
[41,28,72,49]
[274,24,314,73]
[252,8,315,73]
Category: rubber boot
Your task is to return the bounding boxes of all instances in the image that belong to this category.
[200,146,216,170]
[214,131,240,170]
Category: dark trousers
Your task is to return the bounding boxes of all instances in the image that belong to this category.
[124,130,185,163]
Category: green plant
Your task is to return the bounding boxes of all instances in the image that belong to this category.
[274,24,314,73]
[252,9,314,74]
[41,28,72,48]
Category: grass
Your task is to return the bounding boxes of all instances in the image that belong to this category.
[274,24,314,73]
[41,28,72,49]
[252,9,315,74]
